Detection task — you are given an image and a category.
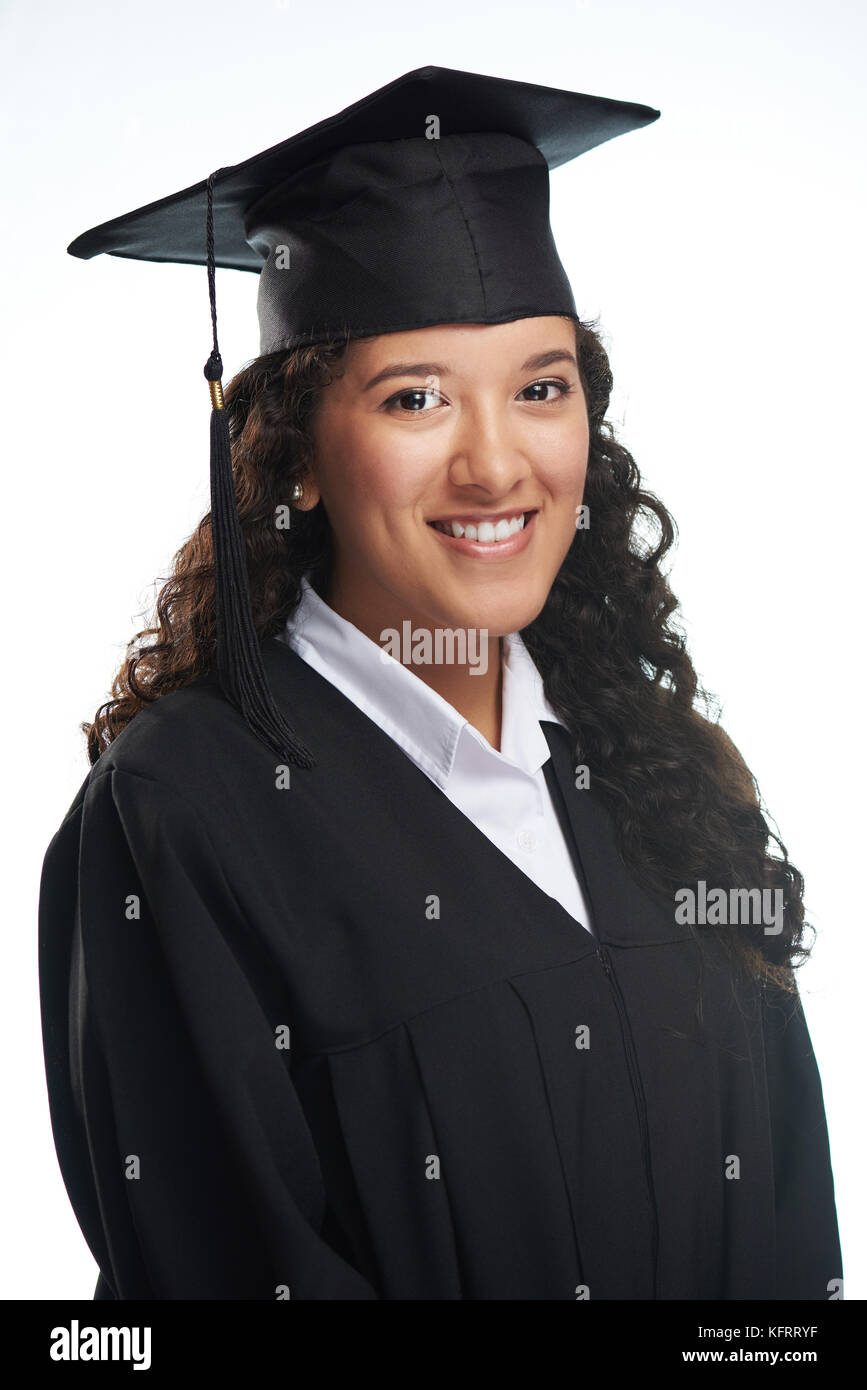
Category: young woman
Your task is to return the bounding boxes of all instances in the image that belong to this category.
[38,66,842,1300]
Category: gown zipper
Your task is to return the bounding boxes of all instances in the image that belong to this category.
[596,944,659,1296]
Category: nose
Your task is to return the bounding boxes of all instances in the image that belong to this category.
[446,395,532,497]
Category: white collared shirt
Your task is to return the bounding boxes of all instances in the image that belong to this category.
[279,575,594,934]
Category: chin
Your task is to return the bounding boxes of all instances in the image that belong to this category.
[435,590,550,638]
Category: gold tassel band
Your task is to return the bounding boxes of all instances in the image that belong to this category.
[208,378,225,410]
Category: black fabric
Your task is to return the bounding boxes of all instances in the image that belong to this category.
[65,65,659,353]
[38,638,842,1300]
[251,132,577,354]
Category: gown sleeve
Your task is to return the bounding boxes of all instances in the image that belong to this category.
[761,978,843,1300]
[38,763,380,1300]
[711,720,843,1297]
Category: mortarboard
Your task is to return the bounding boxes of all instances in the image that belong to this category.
[68,65,660,766]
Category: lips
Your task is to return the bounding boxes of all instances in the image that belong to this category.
[427,508,538,555]
[427,509,536,543]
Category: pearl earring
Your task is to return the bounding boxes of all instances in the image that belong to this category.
[291,481,304,505]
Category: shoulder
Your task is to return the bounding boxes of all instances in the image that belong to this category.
[87,664,286,817]
[83,638,334,813]
[95,675,239,781]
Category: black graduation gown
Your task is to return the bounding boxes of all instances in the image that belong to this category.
[38,636,843,1300]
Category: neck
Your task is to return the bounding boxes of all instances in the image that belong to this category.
[319,579,504,752]
[408,638,503,751]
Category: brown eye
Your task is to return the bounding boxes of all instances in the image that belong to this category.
[520,379,572,402]
[386,388,442,413]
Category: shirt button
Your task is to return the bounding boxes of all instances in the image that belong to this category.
[516,829,537,852]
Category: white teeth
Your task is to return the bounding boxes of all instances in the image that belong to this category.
[432,512,527,543]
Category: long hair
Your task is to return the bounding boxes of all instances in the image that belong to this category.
[85,316,809,992]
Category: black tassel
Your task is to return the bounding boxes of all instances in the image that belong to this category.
[203,172,313,769]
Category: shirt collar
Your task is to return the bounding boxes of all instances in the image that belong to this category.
[281,574,568,790]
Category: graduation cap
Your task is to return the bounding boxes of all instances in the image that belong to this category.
[68,65,660,766]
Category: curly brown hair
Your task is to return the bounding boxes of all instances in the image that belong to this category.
[85,315,810,993]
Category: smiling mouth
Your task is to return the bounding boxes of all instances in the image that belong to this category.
[427,509,537,544]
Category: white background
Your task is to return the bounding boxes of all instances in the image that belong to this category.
[2,0,863,1299]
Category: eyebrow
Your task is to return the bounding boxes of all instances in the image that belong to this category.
[362,348,579,392]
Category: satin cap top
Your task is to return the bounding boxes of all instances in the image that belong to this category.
[67,65,660,353]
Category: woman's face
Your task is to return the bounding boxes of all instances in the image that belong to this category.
[303,315,590,640]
